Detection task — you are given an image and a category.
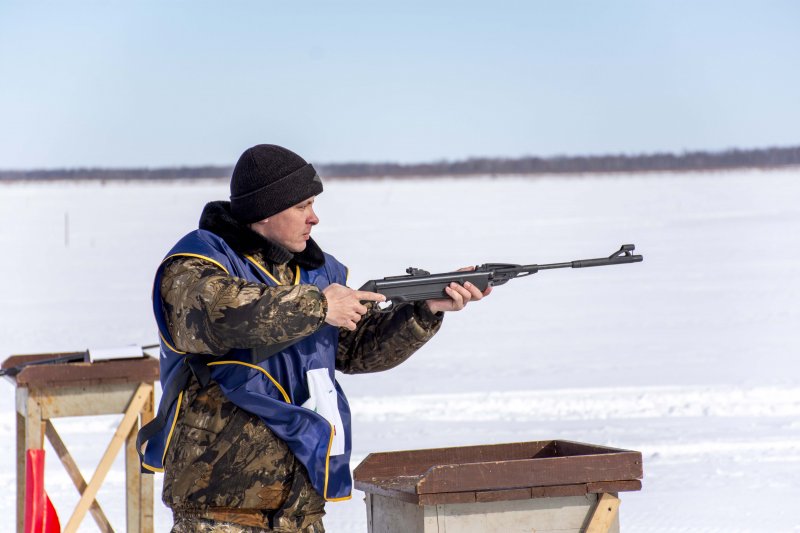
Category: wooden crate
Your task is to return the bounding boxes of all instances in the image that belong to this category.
[354,440,643,533]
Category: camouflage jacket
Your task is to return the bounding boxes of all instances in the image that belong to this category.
[159,202,443,531]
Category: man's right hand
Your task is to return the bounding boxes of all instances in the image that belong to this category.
[322,283,386,331]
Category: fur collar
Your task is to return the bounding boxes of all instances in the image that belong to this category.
[198,201,325,270]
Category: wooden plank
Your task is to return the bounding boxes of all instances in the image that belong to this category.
[531,484,588,498]
[19,389,44,532]
[127,384,156,533]
[441,481,641,505]
[62,383,152,533]
[418,491,476,506]
[126,415,141,533]
[588,480,642,493]
[585,493,620,533]
[555,440,636,457]
[45,421,113,533]
[33,382,147,418]
[23,393,44,450]
[16,412,25,533]
[140,386,156,533]
[360,478,643,506]
[355,480,422,504]
[16,357,159,388]
[355,441,556,479]
[475,487,532,503]
[417,452,643,494]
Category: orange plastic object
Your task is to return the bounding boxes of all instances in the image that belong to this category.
[24,449,60,533]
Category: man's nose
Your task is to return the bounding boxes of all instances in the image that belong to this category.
[308,207,319,225]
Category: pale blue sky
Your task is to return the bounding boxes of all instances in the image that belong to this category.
[0,1,798,169]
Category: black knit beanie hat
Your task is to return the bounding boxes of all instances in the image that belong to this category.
[230,144,323,224]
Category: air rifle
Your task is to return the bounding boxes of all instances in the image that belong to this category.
[359,244,643,311]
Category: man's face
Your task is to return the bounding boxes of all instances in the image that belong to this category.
[250,196,319,253]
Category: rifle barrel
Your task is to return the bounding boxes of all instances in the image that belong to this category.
[534,261,573,270]
[531,253,643,271]
[572,254,643,268]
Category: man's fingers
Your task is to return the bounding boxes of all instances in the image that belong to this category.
[463,281,484,300]
[354,303,369,316]
[354,290,386,302]
[451,282,472,303]
[445,285,465,310]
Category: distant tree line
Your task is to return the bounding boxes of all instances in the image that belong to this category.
[320,146,800,178]
[0,166,230,182]
[2,145,799,182]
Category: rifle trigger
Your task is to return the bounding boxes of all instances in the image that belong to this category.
[374,300,394,314]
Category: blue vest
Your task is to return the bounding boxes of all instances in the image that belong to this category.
[142,229,352,501]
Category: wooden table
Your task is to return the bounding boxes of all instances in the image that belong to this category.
[3,352,159,533]
[355,440,644,533]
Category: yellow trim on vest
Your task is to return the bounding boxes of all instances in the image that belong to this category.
[323,422,352,502]
[207,361,291,403]
[141,462,162,473]
[159,332,186,355]
[244,255,280,284]
[244,255,302,286]
[163,252,230,275]
[163,390,184,464]
[155,252,229,356]
[204,360,350,501]
[141,389,184,473]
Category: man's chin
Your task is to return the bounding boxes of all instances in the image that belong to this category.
[289,242,308,253]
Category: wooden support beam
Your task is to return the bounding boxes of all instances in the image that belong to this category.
[126,384,155,533]
[16,412,25,533]
[17,387,44,533]
[585,492,620,533]
[141,387,155,533]
[62,382,152,533]
[45,420,113,533]
[125,418,141,533]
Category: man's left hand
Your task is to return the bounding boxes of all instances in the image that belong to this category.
[425,267,492,313]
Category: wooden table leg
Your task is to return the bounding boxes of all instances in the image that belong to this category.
[125,415,141,533]
[46,421,113,532]
[585,492,621,533]
[126,382,155,533]
[16,412,25,533]
[63,383,152,533]
[17,388,44,533]
[141,384,155,533]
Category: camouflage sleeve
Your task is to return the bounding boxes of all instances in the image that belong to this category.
[159,256,327,355]
[335,301,443,374]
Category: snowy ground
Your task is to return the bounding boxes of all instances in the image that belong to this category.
[1,169,798,532]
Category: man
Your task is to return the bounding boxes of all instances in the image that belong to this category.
[139,144,489,532]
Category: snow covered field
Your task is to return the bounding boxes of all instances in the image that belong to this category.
[1,169,798,532]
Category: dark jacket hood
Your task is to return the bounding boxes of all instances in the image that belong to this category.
[198,201,325,270]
